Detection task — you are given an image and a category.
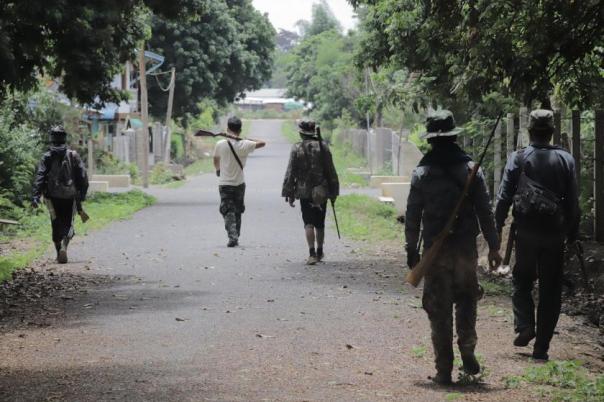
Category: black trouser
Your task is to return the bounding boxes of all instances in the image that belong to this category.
[47,197,76,248]
[513,235,564,352]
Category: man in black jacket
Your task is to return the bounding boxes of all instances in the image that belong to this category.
[495,109,579,360]
[32,126,88,263]
[405,110,501,385]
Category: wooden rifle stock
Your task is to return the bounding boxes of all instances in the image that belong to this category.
[405,113,503,287]
[502,222,516,265]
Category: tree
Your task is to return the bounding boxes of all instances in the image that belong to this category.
[305,0,343,37]
[148,0,275,120]
[0,0,200,105]
[286,30,362,125]
[351,0,604,109]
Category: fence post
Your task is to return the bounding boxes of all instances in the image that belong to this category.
[506,113,515,158]
[595,110,604,242]
[553,110,562,145]
[571,110,581,194]
[87,138,95,175]
[494,119,502,199]
[518,106,529,148]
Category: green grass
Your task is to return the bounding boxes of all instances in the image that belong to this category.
[335,194,401,242]
[480,277,513,296]
[184,158,214,177]
[505,360,604,401]
[411,345,427,359]
[281,120,368,187]
[0,190,155,282]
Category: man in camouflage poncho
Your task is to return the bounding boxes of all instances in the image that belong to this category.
[282,120,339,265]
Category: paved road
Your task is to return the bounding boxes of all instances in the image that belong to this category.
[1,120,601,401]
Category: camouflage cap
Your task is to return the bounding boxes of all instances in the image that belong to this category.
[528,109,555,133]
[422,110,462,139]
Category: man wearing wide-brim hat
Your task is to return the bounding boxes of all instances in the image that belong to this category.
[495,109,579,361]
[405,110,502,385]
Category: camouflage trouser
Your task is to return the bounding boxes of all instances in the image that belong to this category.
[219,184,246,241]
[422,238,481,376]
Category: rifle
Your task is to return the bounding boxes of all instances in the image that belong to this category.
[316,127,341,239]
[194,129,241,141]
[406,113,503,287]
[502,222,516,265]
[573,241,592,292]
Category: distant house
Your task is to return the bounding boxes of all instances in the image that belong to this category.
[235,88,304,112]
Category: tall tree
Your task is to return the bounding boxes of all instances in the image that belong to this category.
[148,0,275,120]
[351,0,604,109]
[306,0,343,37]
[0,0,199,105]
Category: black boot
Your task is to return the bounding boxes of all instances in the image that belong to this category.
[461,353,481,375]
[431,372,452,385]
[514,328,536,347]
[57,238,68,264]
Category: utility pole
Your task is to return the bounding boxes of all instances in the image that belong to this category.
[163,67,176,164]
[138,45,149,188]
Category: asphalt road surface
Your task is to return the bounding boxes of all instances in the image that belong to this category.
[1,120,601,402]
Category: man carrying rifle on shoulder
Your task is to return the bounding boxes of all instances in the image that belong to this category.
[282,120,339,265]
[405,110,502,385]
[495,109,580,361]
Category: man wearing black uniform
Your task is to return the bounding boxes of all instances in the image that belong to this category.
[495,109,580,360]
[32,126,88,263]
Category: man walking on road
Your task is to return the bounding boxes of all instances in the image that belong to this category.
[32,126,89,263]
[213,116,266,247]
[282,120,339,265]
[495,109,579,361]
[405,110,501,385]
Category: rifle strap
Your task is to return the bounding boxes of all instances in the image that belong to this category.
[227,140,244,171]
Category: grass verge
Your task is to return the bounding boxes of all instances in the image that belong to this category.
[335,194,401,242]
[0,190,155,282]
[505,360,604,401]
[281,121,368,187]
[184,158,214,177]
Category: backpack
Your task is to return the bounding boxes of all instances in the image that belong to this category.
[512,149,564,228]
[301,141,329,206]
[47,150,77,199]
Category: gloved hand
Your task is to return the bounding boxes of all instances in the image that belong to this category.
[406,248,420,269]
[31,197,40,209]
[285,197,295,208]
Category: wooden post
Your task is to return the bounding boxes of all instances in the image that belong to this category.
[163,67,175,164]
[506,113,515,158]
[553,110,561,145]
[87,138,94,175]
[494,119,502,199]
[138,46,149,188]
[571,110,581,194]
[594,110,604,242]
[518,106,529,148]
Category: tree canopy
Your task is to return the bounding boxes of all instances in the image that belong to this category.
[351,0,604,109]
[0,0,202,105]
[148,0,275,120]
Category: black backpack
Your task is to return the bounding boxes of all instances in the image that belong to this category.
[46,150,77,199]
[512,149,564,228]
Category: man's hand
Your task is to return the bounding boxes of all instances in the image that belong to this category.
[488,249,503,270]
[285,197,295,208]
[31,198,40,209]
[406,249,420,269]
[215,169,220,177]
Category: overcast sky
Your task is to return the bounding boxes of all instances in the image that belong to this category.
[252,0,357,33]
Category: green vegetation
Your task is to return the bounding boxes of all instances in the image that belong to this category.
[411,345,427,359]
[0,190,155,282]
[184,159,214,177]
[480,277,513,297]
[505,360,604,402]
[335,194,401,242]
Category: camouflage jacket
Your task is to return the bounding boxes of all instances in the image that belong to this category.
[282,139,339,200]
[405,148,499,254]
